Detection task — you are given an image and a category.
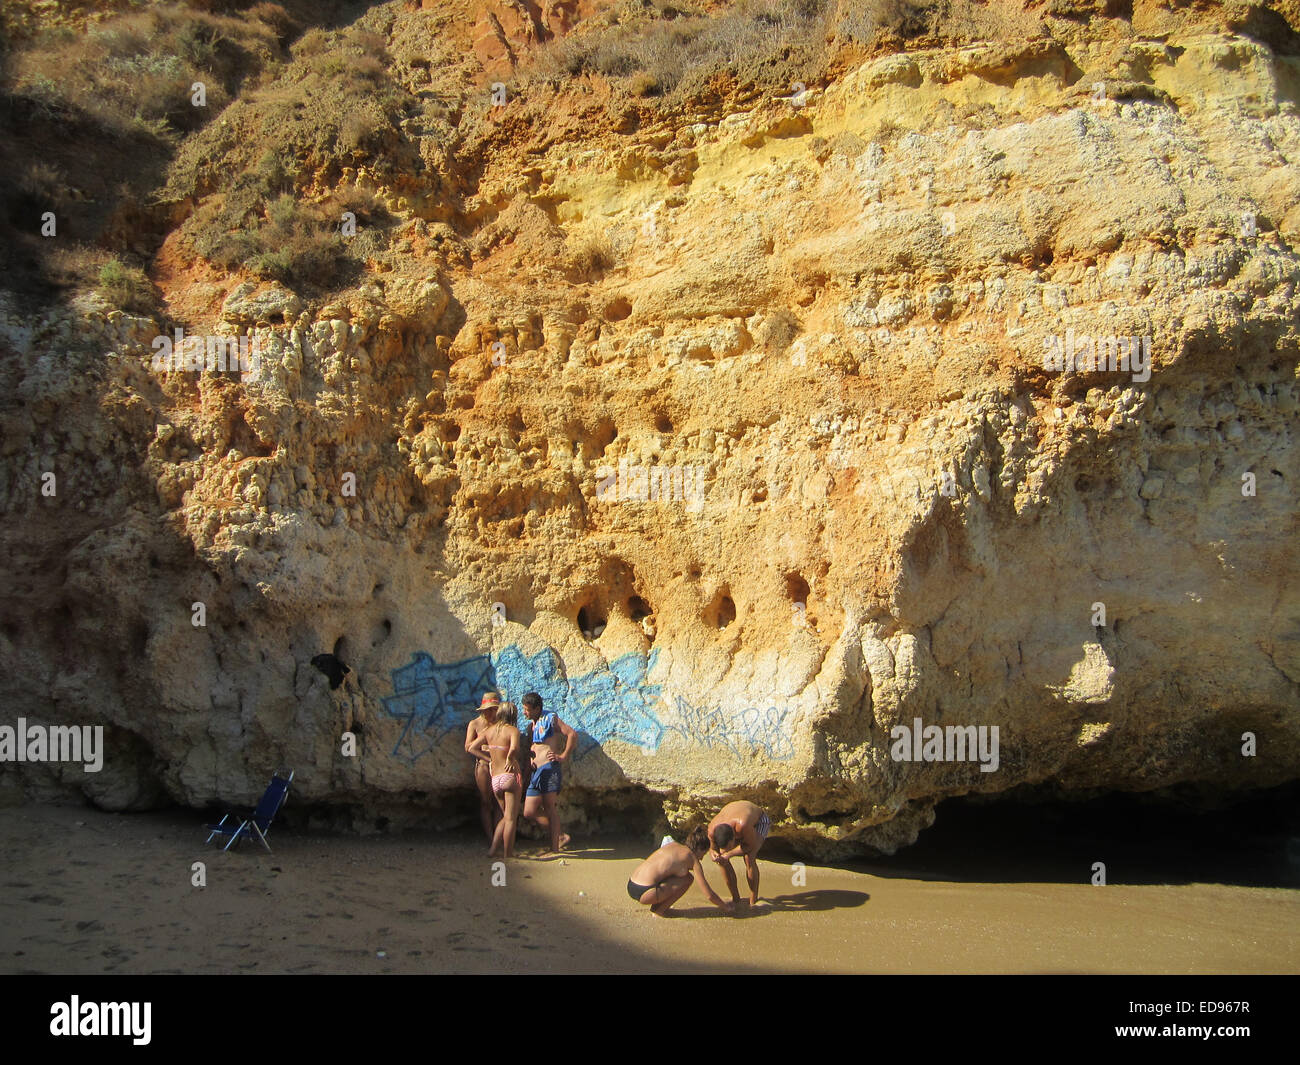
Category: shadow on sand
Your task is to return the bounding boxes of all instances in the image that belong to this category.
[668,889,869,919]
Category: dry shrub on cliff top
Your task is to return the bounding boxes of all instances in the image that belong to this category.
[834,0,1049,43]
[0,3,297,310]
[161,16,416,275]
[8,5,287,141]
[188,147,400,293]
[189,152,366,292]
[536,0,829,95]
[210,22,410,169]
[535,0,1051,95]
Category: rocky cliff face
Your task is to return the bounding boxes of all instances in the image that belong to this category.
[2,0,1298,854]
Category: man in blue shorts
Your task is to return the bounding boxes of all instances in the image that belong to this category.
[521,692,576,853]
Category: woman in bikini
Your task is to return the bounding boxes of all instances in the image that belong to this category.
[472,701,523,859]
[464,693,501,842]
[627,826,732,916]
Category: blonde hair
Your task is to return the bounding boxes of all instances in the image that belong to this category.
[491,703,519,773]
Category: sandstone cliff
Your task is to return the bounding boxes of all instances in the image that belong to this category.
[1,0,1298,855]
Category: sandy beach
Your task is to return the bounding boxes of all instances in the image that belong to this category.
[2,805,1297,975]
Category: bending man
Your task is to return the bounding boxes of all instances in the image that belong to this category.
[707,800,771,909]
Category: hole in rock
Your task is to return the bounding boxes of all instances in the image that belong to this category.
[786,573,810,604]
[655,412,673,434]
[605,296,633,321]
[628,596,652,621]
[704,591,736,630]
[577,604,607,638]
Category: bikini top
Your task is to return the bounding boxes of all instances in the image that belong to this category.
[485,723,511,752]
[529,712,557,743]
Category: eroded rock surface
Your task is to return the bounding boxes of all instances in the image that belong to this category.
[1,0,1298,854]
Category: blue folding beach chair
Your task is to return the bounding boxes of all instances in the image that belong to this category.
[205,769,294,852]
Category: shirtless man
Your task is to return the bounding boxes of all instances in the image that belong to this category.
[464,692,501,842]
[520,692,576,853]
[707,800,772,909]
[628,826,733,917]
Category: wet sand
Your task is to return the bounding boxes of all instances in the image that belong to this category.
[1,805,1297,974]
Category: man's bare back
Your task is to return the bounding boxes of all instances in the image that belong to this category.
[709,800,765,853]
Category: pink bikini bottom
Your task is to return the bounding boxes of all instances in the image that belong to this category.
[492,773,520,796]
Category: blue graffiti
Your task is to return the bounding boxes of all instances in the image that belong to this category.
[664,696,796,761]
[382,651,495,761]
[381,644,794,763]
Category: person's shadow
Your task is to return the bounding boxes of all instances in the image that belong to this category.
[766,889,868,912]
[674,890,869,918]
